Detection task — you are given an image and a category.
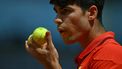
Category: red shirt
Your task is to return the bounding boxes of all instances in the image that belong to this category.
[76,32,122,69]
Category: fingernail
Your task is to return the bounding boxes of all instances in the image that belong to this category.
[46,32,49,37]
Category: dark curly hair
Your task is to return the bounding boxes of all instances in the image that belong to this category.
[50,0,105,24]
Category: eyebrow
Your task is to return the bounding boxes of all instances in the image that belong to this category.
[53,6,72,13]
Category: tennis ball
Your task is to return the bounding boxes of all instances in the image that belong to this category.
[28,27,48,46]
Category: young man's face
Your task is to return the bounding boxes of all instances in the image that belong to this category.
[54,4,91,44]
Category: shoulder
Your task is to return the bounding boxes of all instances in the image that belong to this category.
[92,40,122,64]
[89,42,122,69]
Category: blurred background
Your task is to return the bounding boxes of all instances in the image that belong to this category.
[0,0,122,69]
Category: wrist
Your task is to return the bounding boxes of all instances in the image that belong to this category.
[44,60,62,69]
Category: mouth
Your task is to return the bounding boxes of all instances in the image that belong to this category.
[58,27,65,34]
[58,27,70,39]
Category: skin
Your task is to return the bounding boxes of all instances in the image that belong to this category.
[54,4,105,47]
[25,3,106,69]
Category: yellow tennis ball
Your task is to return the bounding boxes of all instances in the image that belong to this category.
[28,27,48,45]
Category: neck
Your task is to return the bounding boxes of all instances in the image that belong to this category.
[79,20,106,48]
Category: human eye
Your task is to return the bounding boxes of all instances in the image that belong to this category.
[61,7,73,15]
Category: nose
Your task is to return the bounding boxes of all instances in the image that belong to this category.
[54,17,63,26]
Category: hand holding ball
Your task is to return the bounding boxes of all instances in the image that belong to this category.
[27,27,48,46]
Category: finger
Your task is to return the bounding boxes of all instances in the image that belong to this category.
[42,42,47,49]
[54,49,59,59]
[27,34,43,49]
[27,38,42,49]
[25,40,34,52]
[46,31,55,49]
[26,41,47,54]
[25,41,41,57]
[25,41,29,52]
[26,36,35,48]
[25,41,36,53]
[36,48,48,54]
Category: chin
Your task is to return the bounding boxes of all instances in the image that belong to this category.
[62,35,80,45]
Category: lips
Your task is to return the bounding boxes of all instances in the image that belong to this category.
[58,27,65,33]
[57,27,70,39]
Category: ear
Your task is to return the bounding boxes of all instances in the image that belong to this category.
[88,5,98,21]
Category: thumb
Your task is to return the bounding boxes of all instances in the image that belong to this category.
[46,31,54,49]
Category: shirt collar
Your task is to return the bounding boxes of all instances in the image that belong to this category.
[75,31,115,64]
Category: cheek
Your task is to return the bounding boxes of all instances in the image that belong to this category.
[68,14,83,31]
[79,18,90,29]
[67,13,91,37]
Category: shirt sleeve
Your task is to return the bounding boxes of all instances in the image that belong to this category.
[89,59,122,69]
